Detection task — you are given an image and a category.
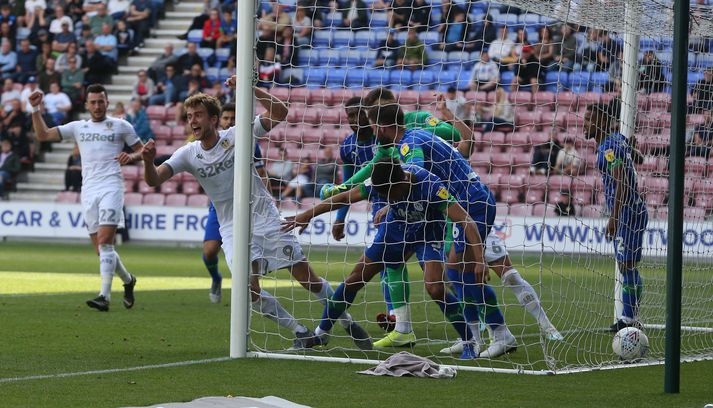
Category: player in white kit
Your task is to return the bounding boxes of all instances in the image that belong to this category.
[141,81,371,350]
[29,84,142,312]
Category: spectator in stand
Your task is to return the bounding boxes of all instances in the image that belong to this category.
[0,139,19,199]
[95,23,118,62]
[217,9,237,49]
[389,0,414,31]
[126,98,154,143]
[0,5,17,33]
[608,49,623,93]
[597,30,618,71]
[176,0,220,40]
[77,25,94,54]
[1,99,27,132]
[339,0,369,30]
[302,0,328,30]
[55,42,83,73]
[499,27,528,70]
[281,162,312,204]
[555,190,576,217]
[131,69,154,105]
[36,42,53,75]
[210,81,230,105]
[68,0,86,21]
[397,27,427,72]
[65,143,82,192]
[49,5,74,35]
[437,8,468,51]
[149,64,178,105]
[39,58,61,93]
[0,40,16,80]
[268,146,294,192]
[81,40,112,84]
[488,26,514,64]
[312,145,338,196]
[576,28,600,72]
[691,67,713,113]
[438,0,465,36]
[14,39,38,83]
[115,20,135,58]
[201,8,221,49]
[24,0,47,31]
[373,29,399,68]
[257,47,281,88]
[533,26,556,71]
[511,45,540,93]
[409,0,431,32]
[687,109,713,158]
[108,0,133,20]
[444,87,473,124]
[0,21,15,46]
[44,81,72,124]
[179,63,210,99]
[52,22,77,54]
[148,44,177,81]
[90,3,115,35]
[469,51,499,92]
[20,76,40,113]
[112,101,127,119]
[292,5,312,46]
[61,56,84,105]
[554,23,577,71]
[126,0,152,48]
[638,50,666,94]
[83,0,105,17]
[177,42,203,75]
[469,14,496,52]
[530,128,561,175]
[555,137,581,176]
[275,26,297,68]
[478,87,514,131]
[3,123,32,165]
[1,78,20,111]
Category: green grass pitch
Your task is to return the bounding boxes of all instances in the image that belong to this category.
[1,241,712,407]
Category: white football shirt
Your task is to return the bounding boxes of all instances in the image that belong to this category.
[164,115,277,237]
[58,116,140,192]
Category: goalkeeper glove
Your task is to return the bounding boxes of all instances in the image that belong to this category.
[320,183,348,200]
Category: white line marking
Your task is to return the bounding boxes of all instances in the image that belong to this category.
[0,357,232,384]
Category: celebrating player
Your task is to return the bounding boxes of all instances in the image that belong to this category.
[283,157,479,359]
[584,102,648,332]
[29,84,141,312]
[141,83,370,350]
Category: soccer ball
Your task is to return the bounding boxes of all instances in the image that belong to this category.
[612,327,649,360]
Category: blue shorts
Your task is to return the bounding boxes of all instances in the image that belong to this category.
[615,207,649,263]
[204,202,222,242]
[452,191,497,254]
[365,221,446,269]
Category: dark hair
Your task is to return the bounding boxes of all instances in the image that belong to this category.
[586,101,620,128]
[221,102,235,115]
[446,87,457,93]
[371,157,405,197]
[345,96,362,108]
[367,103,404,128]
[363,87,396,107]
[86,83,107,97]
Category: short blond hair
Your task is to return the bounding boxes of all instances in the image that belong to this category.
[184,93,222,119]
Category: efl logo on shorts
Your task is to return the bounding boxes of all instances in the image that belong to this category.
[282,245,294,259]
[493,218,512,240]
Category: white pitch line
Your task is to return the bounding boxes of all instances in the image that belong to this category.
[0,357,232,384]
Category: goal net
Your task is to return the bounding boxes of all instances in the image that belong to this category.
[242,0,713,373]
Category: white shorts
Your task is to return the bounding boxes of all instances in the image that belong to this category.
[221,221,305,276]
[81,188,125,234]
[484,231,509,263]
[287,174,310,189]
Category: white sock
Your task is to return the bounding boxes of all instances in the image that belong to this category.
[252,289,306,334]
[317,278,353,329]
[113,252,132,284]
[502,268,554,332]
[467,322,483,346]
[315,326,328,337]
[392,305,413,333]
[99,244,116,300]
[492,324,513,342]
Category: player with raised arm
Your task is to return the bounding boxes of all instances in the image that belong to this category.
[201,102,270,304]
[283,157,478,359]
[141,81,370,350]
[29,84,142,312]
[584,102,648,332]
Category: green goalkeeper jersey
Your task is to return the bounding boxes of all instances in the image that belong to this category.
[404,111,461,143]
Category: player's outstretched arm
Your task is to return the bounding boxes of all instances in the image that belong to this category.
[28,91,61,142]
[436,94,474,158]
[445,202,488,275]
[142,140,173,187]
[321,146,394,199]
[282,186,365,234]
[116,142,144,165]
[254,87,288,131]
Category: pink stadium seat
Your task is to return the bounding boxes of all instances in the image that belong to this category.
[554,92,577,111]
[656,206,669,220]
[56,191,79,203]
[694,178,713,195]
[397,90,420,105]
[685,157,707,177]
[320,109,341,125]
[124,192,143,206]
[509,203,533,216]
[303,107,320,125]
[464,91,488,104]
[500,174,526,191]
[121,166,140,181]
[160,181,179,194]
[509,91,532,105]
[491,152,513,168]
[288,88,310,104]
[495,202,509,215]
[581,205,604,218]
[524,188,545,204]
[279,200,298,211]
[571,190,593,206]
[137,181,155,194]
[171,126,186,141]
[528,131,550,145]
[143,193,165,206]
[480,131,506,151]
[165,193,188,207]
[182,181,201,195]
[533,91,555,107]
[599,92,618,105]
[565,111,584,128]
[156,145,176,157]
[688,114,705,127]
[516,111,542,129]
[579,92,601,108]
[187,194,210,207]
[636,94,649,110]
[165,105,179,122]
[309,88,333,105]
[499,189,521,204]
[124,180,135,193]
[331,89,354,105]
[645,192,666,208]
[478,173,500,188]
[648,93,671,111]
[532,203,557,217]
[696,194,713,210]
[146,106,167,121]
[540,110,567,128]
[154,125,172,142]
[418,91,438,105]
[505,132,530,151]
[644,176,669,193]
[270,87,289,102]
[548,175,574,192]
[639,155,659,173]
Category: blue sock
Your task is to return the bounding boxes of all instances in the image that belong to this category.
[379,269,394,314]
[319,282,357,332]
[622,268,643,321]
[435,291,471,342]
[447,268,480,326]
[203,255,221,282]
[462,271,505,330]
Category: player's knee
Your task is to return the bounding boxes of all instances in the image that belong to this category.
[424,281,445,300]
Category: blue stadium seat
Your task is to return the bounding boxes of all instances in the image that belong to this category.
[363,50,378,64]
[370,11,389,28]
[297,48,319,66]
[569,71,590,93]
[325,11,343,28]
[367,68,390,87]
[455,69,472,91]
[343,47,367,66]
[332,30,353,47]
[346,68,367,87]
[353,31,371,47]
[413,69,436,88]
[689,71,705,85]
[326,68,348,88]
[590,71,610,93]
[197,48,214,60]
[544,71,568,92]
[427,50,447,63]
[500,71,514,86]
[640,38,658,50]
[390,69,413,87]
[319,49,342,66]
[305,68,327,87]
[657,51,673,65]
[215,47,231,63]
[281,68,304,85]
[436,70,457,90]
[419,31,441,47]
[312,31,331,47]
[518,13,542,27]
[697,53,713,68]
[187,29,203,43]
[371,30,387,48]
[447,51,470,62]
[205,67,219,82]
[395,30,409,43]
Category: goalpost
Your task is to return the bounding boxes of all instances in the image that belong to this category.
[231,0,713,375]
